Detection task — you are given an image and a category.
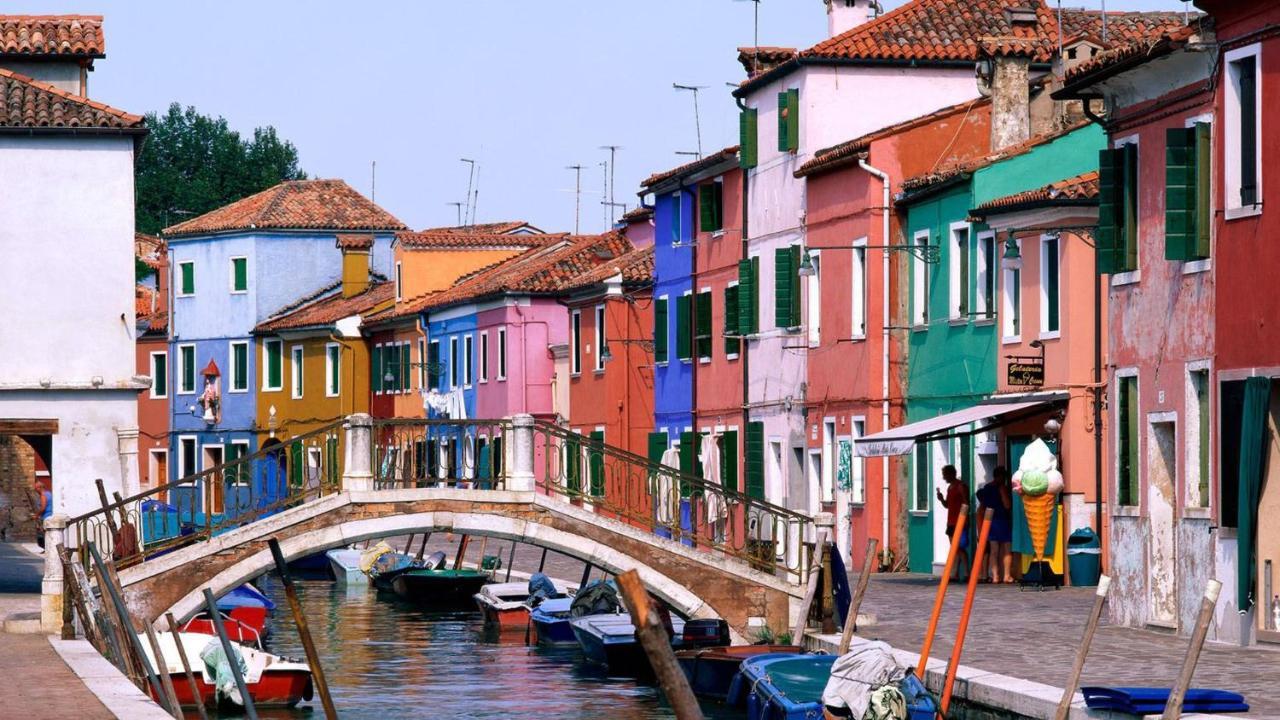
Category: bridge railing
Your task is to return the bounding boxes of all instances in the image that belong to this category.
[371,418,512,489]
[66,420,346,568]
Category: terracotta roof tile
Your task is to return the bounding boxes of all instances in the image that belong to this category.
[335,233,374,250]
[564,246,654,288]
[135,232,165,269]
[737,46,797,77]
[0,67,142,129]
[163,179,407,237]
[255,280,395,333]
[641,146,739,189]
[971,170,1099,216]
[0,15,104,57]
[621,206,653,223]
[1060,16,1206,88]
[418,220,542,235]
[900,118,1091,194]
[396,231,566,250]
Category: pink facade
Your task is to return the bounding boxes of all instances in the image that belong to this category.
[474,300,566,421]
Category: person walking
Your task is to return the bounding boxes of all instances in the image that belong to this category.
[935,465,969,581]
[977,466,1015,583]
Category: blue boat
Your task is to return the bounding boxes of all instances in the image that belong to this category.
[529,597,577,645]
[1082,687,1249,714]
[729,653,836,720]
[217,583,276,612]
[569,613,686,678]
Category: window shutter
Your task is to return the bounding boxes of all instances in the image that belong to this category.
[720,430,738,493]
[566,435,581,488]
[233,258,247,291]
[1194,122,1212,258]
[790,245,803,325]
[1165,127,1196,261]
[588,430,605,497]
[713,182,724,231]
[724,285,740,355]
[740,108,758,169]
[679,431,701,497]
[1096,148,1123,274]
[695,290,713,359]
[269,343,282,389]
[775,247,795,328]
[675,294,692,360]
[777,91,790,152]
[181,264,194,295]
[653,298,669,362]
[737,259,757,335]
[427,342,440,389]
[154,355,167,396]
[1239,59,1258,206]
[401,344,411,390]
[648,432,667,464]
[371,345,383,393]
[786,88,800,152]
[1122,143,1139,271]
[745,422,764,500]
[699,184,716,233]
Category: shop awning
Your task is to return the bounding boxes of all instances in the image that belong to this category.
[855,393,1066,457]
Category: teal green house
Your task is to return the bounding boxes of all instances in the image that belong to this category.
[895,123,1105,573]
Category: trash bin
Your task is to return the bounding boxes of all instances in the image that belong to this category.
[1067,527,1101,586]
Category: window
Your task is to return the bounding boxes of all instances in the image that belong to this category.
[1166,122,1213,260]
[594,305,607,371]
[570,311,582,374]
[229,341,248,392]
[851,240,867,339]
[806,251,821,345]
[774,245,801,329]
[675,293,693,361]
[777,87,799,153]
[395,262,405,301]
[738,257,760,336]
[724,283,741,357]
[325,343,340,397]
[464,335,474,386]
[949,224,969,321]
[372,343,383,393]
[912,444,929,512]
[694,291,712,362]
[670,192,682,244]
[739,108,758,169]
[149,351,167,398]
[290,345,304,398]
[497,328,507,380]
[230,257,247,293]
[262,339,282,391]
[699,181,724,233]
[227,441,250,487]
[851,419,866,504]
[1116,373,1139,506]
[479,332,489,383]
[1040,235,1060,336]
[418,339,426,388]
[745,421,765,500]
[427,340,441,390]
[449,337,459,388]
[974,231,996,319]
[1188,367,1211,509]
[179,437,197,478]
[654,295,669,363]
[1098,142,1139,275]
[911,231,930,327]
[178,344,196,394]
[178,261,195,297]
[401,341,410,391]
[1225,46,1261,215]
[1002,240,1021,340]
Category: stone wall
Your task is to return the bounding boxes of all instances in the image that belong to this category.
[0,435,38,541]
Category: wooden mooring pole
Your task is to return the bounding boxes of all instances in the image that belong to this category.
[1161,579,1223,720]
[142,620,183,719]
[917,504,968,678]
[268,538,339,719]
[201,588,259,720]
[939,508,993,717]
[1054,575,1111,720]
[616,570,703,720]
[86,542,172,713]
[792,529,829,643]
[838,539,879,654]
[165,612,210,720]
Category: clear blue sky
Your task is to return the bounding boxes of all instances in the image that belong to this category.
[32,0,1193,234]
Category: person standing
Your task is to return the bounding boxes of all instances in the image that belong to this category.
[977,466,1015,583]
[935,465,969,581]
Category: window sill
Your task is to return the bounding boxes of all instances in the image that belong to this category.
[497,376,507,382]
[227,388,249,394]
[712,230,726,238]
[176,294,195,299]
[847,335,866,343]
[230,290,248,296]
[911,324,928,333]
[1001,335,1022,345]
[1182,507,1212,520]
[679,358,694,365]
[290,395,304,401]
[698,358,711,365]
[974,318,996,327]
[1038,331,1061,341]
[1111,270,1141,287]
[1112,505,1142,518]
[478,379,488,384]
[948,318,968,327]
[262,387,282,393]
[593,370,605,376]
[1225,204,1262,221]
[909,509,930,517]
[1182,258,1211,275]
[654,361,669,368]
[325,393,340,399]
[726,353,740,361]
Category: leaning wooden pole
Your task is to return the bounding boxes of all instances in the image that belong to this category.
[1054,575,1111,720]
[616,570,704,720]
[838,539,879,654]
[792,529,830,642]
[1161,579,1222,720]
[86,542,170,710]
[165,612,210,720]
[454,534,471,569]
[939,508,993,717]
[201,588,259,720]
[917,504,968,678]
[268,538,338,719]
[142,620,184,719]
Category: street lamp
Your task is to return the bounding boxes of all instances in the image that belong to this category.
[797,249,816,277]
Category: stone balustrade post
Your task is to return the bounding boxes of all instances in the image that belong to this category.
[41,513,68,633]
[508,414,535,492]
[343,414,374,492]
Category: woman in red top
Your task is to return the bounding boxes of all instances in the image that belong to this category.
[935,465,969,581]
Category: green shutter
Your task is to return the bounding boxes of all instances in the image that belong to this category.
[371,345,382,393]
[713,182,724,230]
[269,342,282,389]
[232,258,247,292]
[1122,143,1139,272]
[737,259,758,335]
[1238,59,1258,206]
[786,88,799,152]
[775,247,794,328]
[675,294,692,361]
[648,432,667,464]
[1096,148,1122,275]
[1046,240,1060,332]
[566,435,581,489]
[1194,370,1210,507]
[740,108,758,169]
[679,431,702,498]
[427,342,440,389]
[1194,122,1211,258]
[724,285,740,355]
[235,344,247,390]
[654,297,669,363]
[721,430,738,493]
[745,422,764,500]
[290,441,303,490]
[1165,127,1197,261]
[695,290,713,359]
[154,354,167,396]
[588,430,605,497]
[777,91,790,152]
[699,184,716,233]
[181,263,194,295]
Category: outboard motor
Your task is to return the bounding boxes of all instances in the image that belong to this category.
[422,550,447,570]
[681,618,730,648]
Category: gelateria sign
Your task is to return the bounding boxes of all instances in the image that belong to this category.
[1007,360,1045,387]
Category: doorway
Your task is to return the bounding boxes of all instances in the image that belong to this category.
[203,444,224,514]
[1147,418,1178,628]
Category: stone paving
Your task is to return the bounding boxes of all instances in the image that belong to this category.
[851,574,1280,717]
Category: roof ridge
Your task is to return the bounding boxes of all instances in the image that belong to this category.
[0,66,143,124]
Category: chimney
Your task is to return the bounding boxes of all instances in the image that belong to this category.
[336,234,373,298]
[825,0,879,38]
[985,54,1032,152]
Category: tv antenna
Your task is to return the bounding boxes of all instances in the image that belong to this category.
[600,145,621,226]
[447,202,465,227]
[460,158,476,226]
[566,164,584,234]
[673,84,707,158]
[733,0,762,73]
[370,160,377,203]
[599,161,609,230]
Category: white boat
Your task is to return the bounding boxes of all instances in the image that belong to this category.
[325,547,366,584]
[474,579,572,627]
[140,631,313,708]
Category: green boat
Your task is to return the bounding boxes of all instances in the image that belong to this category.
[390,567,491,608]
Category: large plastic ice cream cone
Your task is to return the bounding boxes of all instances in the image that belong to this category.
[1023,493,1056,561]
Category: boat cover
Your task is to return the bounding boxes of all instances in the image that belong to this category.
[218,583,276,611]
[200,637,250,706]
[528,572,558,604]
[570,579,620,617]
[821,642,906,718]
[1081,687,1249,714]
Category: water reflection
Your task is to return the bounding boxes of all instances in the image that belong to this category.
[194,576,736,720]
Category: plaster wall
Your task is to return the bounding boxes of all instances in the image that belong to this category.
[653,191,694,431]
[568,293,654,458]
[0,60,81,94]
[136,338,169,489]
[474,299,565,420]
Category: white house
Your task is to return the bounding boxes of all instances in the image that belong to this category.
[0,15,148,522]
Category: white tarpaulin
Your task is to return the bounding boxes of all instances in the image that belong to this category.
[699,433,727,520]
[854,399,1054,457]
[655,447,680,526]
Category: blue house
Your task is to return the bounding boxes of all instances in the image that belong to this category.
[643,172,695,451]
[163,179,405,509]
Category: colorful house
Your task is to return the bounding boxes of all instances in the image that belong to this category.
[137,235,170,491]
[793,97,993,565]
[162,180,404,506]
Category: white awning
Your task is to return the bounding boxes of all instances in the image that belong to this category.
[854,397,1061,457]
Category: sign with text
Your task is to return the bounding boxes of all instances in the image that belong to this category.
[1007,360,1045,387]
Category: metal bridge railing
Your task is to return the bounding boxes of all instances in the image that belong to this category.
[371,418,512,490]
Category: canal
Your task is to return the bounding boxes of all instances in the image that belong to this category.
[196,554,738,718]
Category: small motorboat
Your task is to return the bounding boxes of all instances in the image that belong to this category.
[392,567,491,608]
[529,596,576,645]
[142,631,313,709]
[475,573,572,628]
[286,550,333,577]
[182,583,273,643]
[1082,687,1249,714]
[677,644,803,700]
[361,542,422,592]
[570,612,687,678]
[727,653,837,719]
[325,547,366,584]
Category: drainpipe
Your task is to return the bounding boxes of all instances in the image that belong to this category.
[859,156,892,567]
[736,96,751,468]
[1093,241,1105,570]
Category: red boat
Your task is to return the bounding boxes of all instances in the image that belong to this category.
[474,580,572,629]
[143,631,313,709]
[181,607,266,644]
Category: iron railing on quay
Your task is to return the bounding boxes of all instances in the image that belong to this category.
[371,418,512,489]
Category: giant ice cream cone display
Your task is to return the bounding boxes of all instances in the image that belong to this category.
[1012,438,1063,563]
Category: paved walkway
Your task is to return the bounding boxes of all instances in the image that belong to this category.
[851,574,1280,717]
[0,540,43,628]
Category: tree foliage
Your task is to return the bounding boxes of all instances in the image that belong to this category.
[135,103,306,235]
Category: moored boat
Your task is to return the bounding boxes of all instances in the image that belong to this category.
[142,631,313,709]
[529,596,576,645]
[570,612,687,678]
[361,542,422,592]
[727,653,836,719]
[475,579,571,628]
[392,567,491,608]
[676,644,803,700]
[325,547,366,584]
[181,583,273,643]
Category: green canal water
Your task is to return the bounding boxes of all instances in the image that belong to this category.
[195,575,739,719]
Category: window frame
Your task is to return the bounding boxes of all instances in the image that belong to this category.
[229,256,248,294]
[464,334,474,388]
[479,331,489,383]
[1224,44,1262,220]
[177,261,195,297]
[911,444,930,513]
[228,340,249,393]
[948,222,970,322]
[806,250,821,346]
[395,261,404,300]
[262,339,283,392]
[1039,233,1061,339]
[497,328,507,381]
[594,304,607,372]
[724,281,741,359]
[1185,360,1213,515]
[290,344,305,399]
[449,336,459,389]
[1182,114,1214,274]
[149,350,168,399]
[974,230,996,320]
[1110,134,1142,285]
[1001,238,1022,344]
[178,436,198,480]
[851,238,867,340]
[694,289,713,363]
[654,294,670,365]
[325,342,341,397]
[570,310,582,375]
[850,418,866,505]
[1113,368,1140,511]
[911,230,929,328]
[177,343,196,394]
